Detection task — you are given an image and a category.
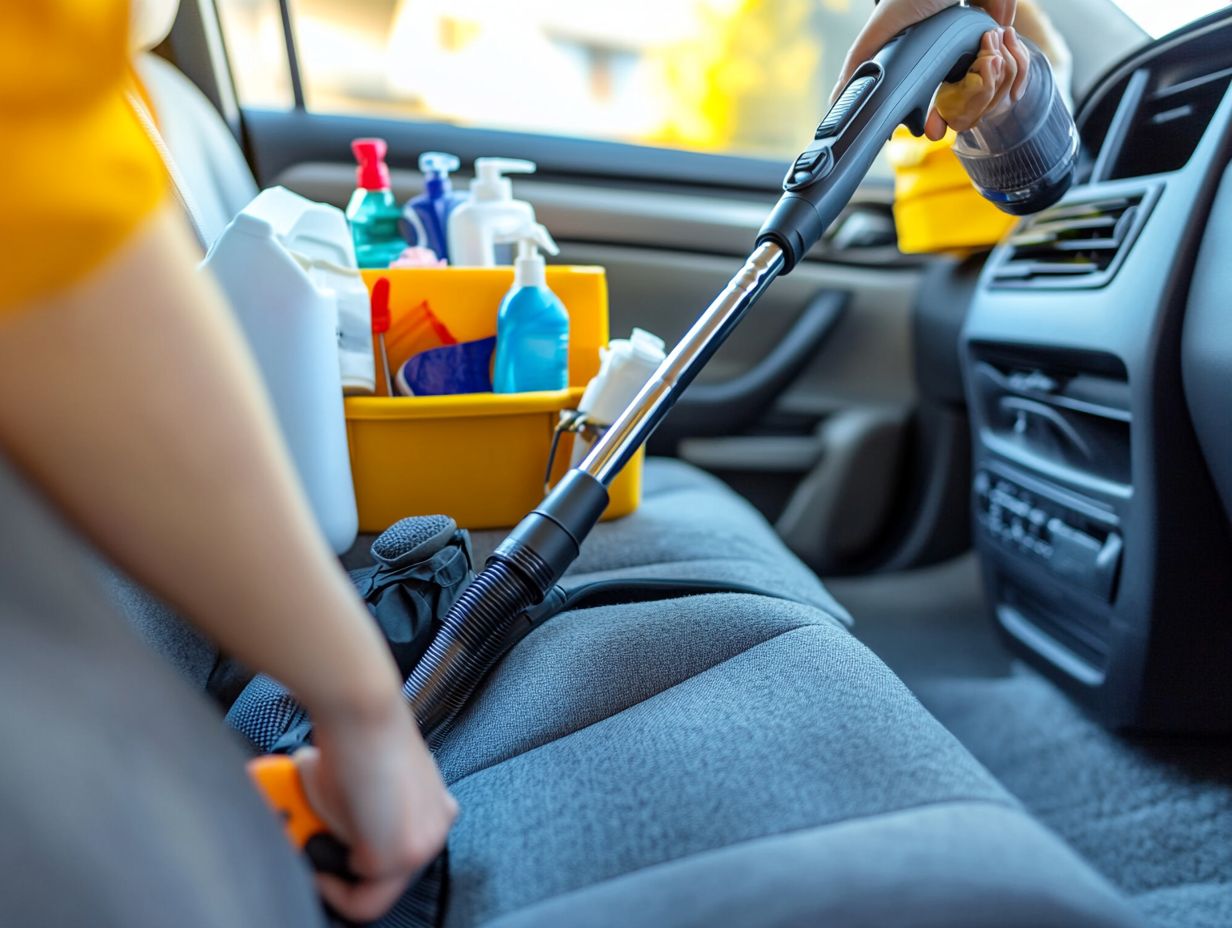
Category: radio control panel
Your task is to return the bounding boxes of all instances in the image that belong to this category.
[975,471,1123,603]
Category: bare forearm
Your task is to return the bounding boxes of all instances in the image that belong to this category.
[0,208,397,718]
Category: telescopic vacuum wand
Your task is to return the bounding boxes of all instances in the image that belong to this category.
[401,5,1046,744]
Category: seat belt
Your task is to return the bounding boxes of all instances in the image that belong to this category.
[126,86,210,250]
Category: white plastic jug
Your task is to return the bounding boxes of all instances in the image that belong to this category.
[202,187,360,554]
[571,328,667,466]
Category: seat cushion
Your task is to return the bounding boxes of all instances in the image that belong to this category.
[471,459,847,618]
[484,804,1140,928]
[0,458,323,928]
[434,594,1142,928]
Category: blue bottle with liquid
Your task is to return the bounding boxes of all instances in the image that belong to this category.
[492,222,569,394]
[401,152,467,262]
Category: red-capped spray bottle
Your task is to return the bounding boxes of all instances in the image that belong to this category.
[346,138,412,268]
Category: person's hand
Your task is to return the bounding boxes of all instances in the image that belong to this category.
[294,691,458,923]
[932,26,1031,137]
[833,0,1024,140]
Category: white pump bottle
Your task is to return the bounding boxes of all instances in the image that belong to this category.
[447,158,537,267]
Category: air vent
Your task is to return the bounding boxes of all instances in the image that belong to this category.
[990,192,1154,289]
[1110,66,1232,179]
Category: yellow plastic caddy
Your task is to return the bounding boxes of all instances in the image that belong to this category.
[345,267,643,532]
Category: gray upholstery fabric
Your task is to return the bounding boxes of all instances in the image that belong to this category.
[435,598,1142,928]
[470,459,848,619]
[101,570,216,689]
[485,804,1140,928]
[0,458,324,928]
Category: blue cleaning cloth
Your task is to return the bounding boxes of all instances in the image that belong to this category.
[397,337,496,396]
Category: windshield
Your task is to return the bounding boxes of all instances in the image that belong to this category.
[1112,0,1230,36]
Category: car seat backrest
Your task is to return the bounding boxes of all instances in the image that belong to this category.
[132,0,258,247]
[136,54,258,247]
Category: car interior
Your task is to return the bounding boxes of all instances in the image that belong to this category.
[24,0,1232,925]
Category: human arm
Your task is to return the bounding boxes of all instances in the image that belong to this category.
[0,206,455,922]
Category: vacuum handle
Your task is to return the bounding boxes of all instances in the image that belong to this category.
[758,4,994,271]
[247,755,356,882]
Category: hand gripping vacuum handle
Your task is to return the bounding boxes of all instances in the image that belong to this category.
[247,755,355,880]
[759,4,994,272]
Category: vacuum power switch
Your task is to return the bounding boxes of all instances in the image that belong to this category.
[817,73,880,139]
[785,66,882,190]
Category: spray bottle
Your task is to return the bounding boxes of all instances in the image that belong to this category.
[346,138,408,268]
[401,152,467,262]
[491,221,569,394]
[448,158,537,267]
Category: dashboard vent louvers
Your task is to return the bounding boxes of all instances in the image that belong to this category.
[1110,65,1232,179]
[990,193,1152,289]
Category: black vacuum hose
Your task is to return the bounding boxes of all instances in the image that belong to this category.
[407,472,610,744]
[406,558,540,744]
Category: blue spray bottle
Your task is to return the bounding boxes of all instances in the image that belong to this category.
[492,222,569,394]
[400,152,467,262]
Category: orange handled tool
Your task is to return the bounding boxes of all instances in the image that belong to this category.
[247,755,355,880]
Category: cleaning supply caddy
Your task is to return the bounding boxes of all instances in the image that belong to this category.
[344,266,643,530]
[202,186,362,554]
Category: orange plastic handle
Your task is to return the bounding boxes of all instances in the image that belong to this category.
[247,754,330,849]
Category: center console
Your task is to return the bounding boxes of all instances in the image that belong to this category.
[961,14,1232,730]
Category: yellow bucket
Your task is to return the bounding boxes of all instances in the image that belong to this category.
[345,267,643,532]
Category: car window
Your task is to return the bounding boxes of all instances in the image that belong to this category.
[1110,0,1229,37]
[215,0,876,167]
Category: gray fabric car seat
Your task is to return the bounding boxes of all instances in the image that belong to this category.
[0,448,1144,928]
[0,458,324,928]
[135,54,257,249]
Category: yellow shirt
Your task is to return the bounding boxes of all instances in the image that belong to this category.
[0,1,166,312]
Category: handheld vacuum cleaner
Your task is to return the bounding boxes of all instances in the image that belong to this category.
[252,0,1078,881]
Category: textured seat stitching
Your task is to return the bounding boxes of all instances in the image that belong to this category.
[448,622,858,786]
[554,590,847,629]
[567,556,835,604]
[480,798,1028,926]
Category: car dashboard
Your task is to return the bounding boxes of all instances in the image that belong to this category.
[961,9,1232,730]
